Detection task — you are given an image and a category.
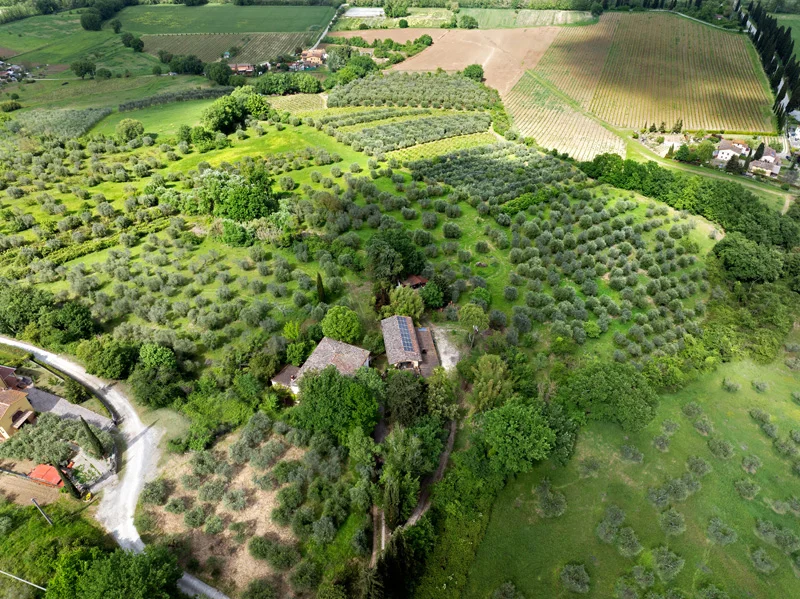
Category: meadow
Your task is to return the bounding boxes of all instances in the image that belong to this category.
[467,339,800,598]
[115,4,335,35]
[142,32,313,63]
[92,98,218,137]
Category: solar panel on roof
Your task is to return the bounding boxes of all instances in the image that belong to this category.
[398,318,414,352]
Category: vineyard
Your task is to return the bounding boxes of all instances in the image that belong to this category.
[533,12,621,108]
[142,32,313,63]
[506,72,625,160]
[589,13,774,132]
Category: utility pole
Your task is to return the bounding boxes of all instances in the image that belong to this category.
[0,569,47,591]
[31,498,53,526]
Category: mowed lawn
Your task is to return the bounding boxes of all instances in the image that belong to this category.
[466,343,800,598]
[115,4,335,34]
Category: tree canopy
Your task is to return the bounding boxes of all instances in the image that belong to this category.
[321,306,362,344]
[713,232,784,283]
[557,362,658,432]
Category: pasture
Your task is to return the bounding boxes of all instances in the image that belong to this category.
[506,72,625,160]
[115,5,335,34]
[142,32,312,63]
[92,98,217,137]
[467,343,800,599]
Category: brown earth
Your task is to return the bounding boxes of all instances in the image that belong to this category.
[330,27,560,95]
[0,474,61,505]
[149,436,305,597]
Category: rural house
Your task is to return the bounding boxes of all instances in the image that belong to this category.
[0,389,35,441]
[400,275,428,290]
[381,315,440,377]
[713,139,750,162]
[272,337,370,395]
[760,146,779,163]
[0,365,27,390]
[300,49,326,66]
[228,64,255,77]
[748,159,781,177]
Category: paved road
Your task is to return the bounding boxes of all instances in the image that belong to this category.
[0,336,229,599]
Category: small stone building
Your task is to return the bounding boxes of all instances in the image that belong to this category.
[271,337,370,395]
[381,315,440,377]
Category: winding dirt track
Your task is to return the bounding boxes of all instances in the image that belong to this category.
[0,336,229,599]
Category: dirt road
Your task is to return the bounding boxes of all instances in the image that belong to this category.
[0,336,228,599]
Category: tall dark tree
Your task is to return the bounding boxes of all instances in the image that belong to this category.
[80,416,106,458]
[56,465,81,499]
[316,272,326,303]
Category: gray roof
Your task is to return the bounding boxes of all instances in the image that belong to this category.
[295,337,369,380]
[381,316,422,365]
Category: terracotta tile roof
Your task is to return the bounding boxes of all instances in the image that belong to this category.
[271,365,299,388]
[381,315,422,365]
[0,365,23,390]
[0,389,28,419]
[416,327,440,377]
[295,337,369,380]
[28,464,63,487]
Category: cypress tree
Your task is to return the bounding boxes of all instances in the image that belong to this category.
[316,272,326,303]
[80,416,106,458]
[56,465,81,499]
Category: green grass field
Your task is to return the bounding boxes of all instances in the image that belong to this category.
[115,4,335,34]
[92,98,218,137]
[467,338,800,598]
[460,8,594,28]
[4,75,210,111]
[0,11,82,55]
[775,13,800,52]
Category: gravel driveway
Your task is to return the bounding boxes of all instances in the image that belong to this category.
[26,387,114,430]
[0,336,229,599]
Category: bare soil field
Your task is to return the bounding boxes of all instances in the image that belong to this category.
[0,473,61,505]
[333,27,560,95]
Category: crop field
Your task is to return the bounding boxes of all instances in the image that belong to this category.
[459,8,593,28]
[532,13,774,133]
[142,32,312,63]
[467,343,800,599]
[116,5,335,35]
[387,131,499,162]
[506,72,625,160]
[533,12,621,108]
[267,93,325,113]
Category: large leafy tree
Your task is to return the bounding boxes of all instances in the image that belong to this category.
[0,285,54,335]
[470,354,513,413]
[366,228,425,283]
[294,366,378,444]
[713,232,784,283]
[459,303,489,347]
[46,545,182,599]
[76,336,138,379]
[321,306,362,344]
[383,286,424,322]
[477,402,555,476]
[385,369,426,427]
[557,362,658,432]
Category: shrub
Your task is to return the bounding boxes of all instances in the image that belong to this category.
[241,578,278,599]
[141,479,170,505]
[184,506,206,528]
[616,527,642,558]
[223,488,247,511]
[751,380,768,393]
[205,515,225,535]
[560,563,590,594]
[735,478,760,500]
[578,458,601,478]
[682,401,702,418]
[537,479,567,518]
[722,378,740,392]
[697,585,730,599]
[652,546,685,582]
[632,565,654,589]
[707,517,737,545]
[248,535,301,570]
[198,478,226,502]
[165,497,187,514]
[613,577,638,599]
[620,445,643,463]
[693,416,713,436]
[708,438,734,460]
[596,505,625,544]
[181,474,202,491]
[750,547,777,574]
[749,408,770,423]
[661,419,679,436]
[653,435,670,452]
[761,422,778,439]
[289,559,322,592]
[686,456,711,477]
[659,508,686,536]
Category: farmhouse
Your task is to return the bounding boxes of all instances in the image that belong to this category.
[760,146,779,163]
[272,337,370,394]
[713,139,750,162]
[228,64,256,77]
[381,315,440,377]
[400,274,428,290]
[300,49,326,65]
[0,389,35,441]
[748,159,781,177]
[0,365,27,390]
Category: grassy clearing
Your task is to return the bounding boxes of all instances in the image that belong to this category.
[92,98,218,137]
[116,4,334,35]
[0,11,82,55]
[142,31,313,64]
[332,7,452,30]
[467,337,800,598]
[460,8,594,28]
[6,75,210,111]
[388,131,499,162]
